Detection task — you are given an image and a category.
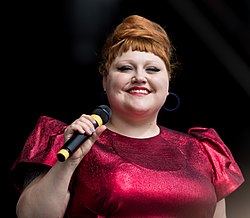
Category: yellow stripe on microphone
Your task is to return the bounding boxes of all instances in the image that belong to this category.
[57,149,70,162]
[91,114,103,126]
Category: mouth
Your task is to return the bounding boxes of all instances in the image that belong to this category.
[128,89,149,94]
[127,87,151,95]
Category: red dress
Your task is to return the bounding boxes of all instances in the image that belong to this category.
[11,116,244,218]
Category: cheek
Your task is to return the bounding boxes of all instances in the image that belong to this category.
[154,79,169,101]
[106,80,119,92]
[105,79,124,105]
[154,77,169,91]
[106,75,128,92]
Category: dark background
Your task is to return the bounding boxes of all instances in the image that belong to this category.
[3,0,250,217]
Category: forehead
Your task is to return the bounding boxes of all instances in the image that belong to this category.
[113,50,165,65]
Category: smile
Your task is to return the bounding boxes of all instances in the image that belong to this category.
[128,89,149,94]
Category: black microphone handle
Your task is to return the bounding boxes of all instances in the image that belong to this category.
[57,105,111,162]
[57,120,99,162]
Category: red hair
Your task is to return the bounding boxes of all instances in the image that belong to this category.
[99,15,177,80]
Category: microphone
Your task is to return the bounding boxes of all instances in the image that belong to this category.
[57,105,112,162]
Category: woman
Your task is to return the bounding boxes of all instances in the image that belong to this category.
[11,15,244,218]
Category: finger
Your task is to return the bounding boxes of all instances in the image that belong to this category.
[79,125,107,154]
[77,116,97,134]
[80,114,96,124]
[68,115,95,134]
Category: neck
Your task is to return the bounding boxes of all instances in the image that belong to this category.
[106,115,160,138]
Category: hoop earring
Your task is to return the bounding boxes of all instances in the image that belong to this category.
[163,92,180,112]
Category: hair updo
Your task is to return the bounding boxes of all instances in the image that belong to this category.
[99,15,177,80]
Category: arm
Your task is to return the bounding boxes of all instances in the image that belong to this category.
[16,161,77,218]
[16,115,106,218]
[213,198,227,218]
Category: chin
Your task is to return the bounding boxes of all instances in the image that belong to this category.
[125,104,152,113]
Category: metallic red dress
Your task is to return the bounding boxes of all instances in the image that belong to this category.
[11,116,244,218]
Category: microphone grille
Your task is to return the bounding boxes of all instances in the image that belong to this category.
[92,105,112,124]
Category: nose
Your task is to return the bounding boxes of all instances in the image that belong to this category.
[131,70,147,83]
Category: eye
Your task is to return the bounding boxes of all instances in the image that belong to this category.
[146,67,160,73]
[117,66,132,72]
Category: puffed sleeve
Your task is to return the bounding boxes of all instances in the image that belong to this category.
[10,116,67,191]
[188,127,244,201]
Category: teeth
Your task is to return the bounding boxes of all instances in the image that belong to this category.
[129,89,148,94]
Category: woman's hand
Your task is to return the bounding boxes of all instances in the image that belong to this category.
[64,114,106,161]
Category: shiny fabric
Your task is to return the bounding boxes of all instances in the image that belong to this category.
[11,116,244,218]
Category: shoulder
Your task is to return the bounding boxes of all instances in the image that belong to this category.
[188,127,244,200]
[188,127,224,143]
[160,125,244,200]
[159,125,196,143]
[13,116,67,167]
[159,125,236,159]
[160,125,226,149]
[35,115,67,133]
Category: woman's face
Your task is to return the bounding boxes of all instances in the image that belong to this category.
[103,49,169,118]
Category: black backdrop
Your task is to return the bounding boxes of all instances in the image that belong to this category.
[3,0,250,217]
